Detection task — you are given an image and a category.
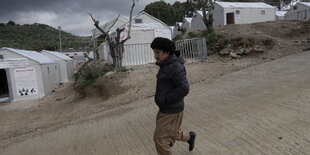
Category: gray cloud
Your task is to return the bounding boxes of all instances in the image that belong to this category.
[0,0,184,36]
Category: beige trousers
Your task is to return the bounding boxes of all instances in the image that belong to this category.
[154,111,190,155]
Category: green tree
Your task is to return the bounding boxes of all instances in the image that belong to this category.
[190,0,215,30]
[7,21,15,26]
[144,1,178,26]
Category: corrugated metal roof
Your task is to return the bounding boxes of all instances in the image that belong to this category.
[299,2,310,7]
[41,50,73,61]
[2,47,55,64]
[216,2,275,9]
[93,16,129,38]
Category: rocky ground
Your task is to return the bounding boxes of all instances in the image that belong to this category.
[0,20,309,153]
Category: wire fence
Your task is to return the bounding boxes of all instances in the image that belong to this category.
[98,37,207,69]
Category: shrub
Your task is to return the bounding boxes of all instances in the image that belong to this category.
[188,32,198,38]
[74,62,111,95]
[173,35,182,41]
[74,61,128,95]
[202,29,227,54]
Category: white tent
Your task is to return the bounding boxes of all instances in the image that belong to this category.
[0,47,59,102]
[181,17,193,33]
[41,50,75,83]
[98,12,172,66]
[212,2,276,26]
[285,2,310,20]
[191,10,208,32]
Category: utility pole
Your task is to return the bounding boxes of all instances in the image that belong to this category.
[58,26,62,52]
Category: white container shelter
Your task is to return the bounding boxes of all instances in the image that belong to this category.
[212,2,276,26]
[192,10,208,32]
[181,17,193,33]
[0,48,59,102]
[285,2,310,20]
[41,50,75,83]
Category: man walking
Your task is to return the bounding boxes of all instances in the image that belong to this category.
[151,37,196,155]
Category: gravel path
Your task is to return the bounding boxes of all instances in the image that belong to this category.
[1,51,310,155]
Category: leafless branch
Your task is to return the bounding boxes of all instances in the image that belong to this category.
[121,0,136,43]
[116,27,125,43]
[88,12,110,41]
[107,15,120,34]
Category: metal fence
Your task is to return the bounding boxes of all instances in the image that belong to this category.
[98,37,207,69]
[176,37,208,61]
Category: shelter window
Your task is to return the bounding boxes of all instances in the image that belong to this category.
[236,10,240,14]
[293,6,297,10]
[261,10,266,15]
[47,67,50,74]
[74,54,77,55]
[135,18,142,24]
[0,55,3,59]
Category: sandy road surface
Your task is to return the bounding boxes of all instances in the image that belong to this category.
[1,51,310,155]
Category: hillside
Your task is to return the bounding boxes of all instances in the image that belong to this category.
[0,22,92,51]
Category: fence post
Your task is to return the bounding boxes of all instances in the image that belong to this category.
[202,37,207,58]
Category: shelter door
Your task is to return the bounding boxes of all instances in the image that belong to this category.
[226,13,235,25]
[0,69,9,98]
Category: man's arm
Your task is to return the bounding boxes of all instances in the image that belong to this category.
[165,64,189,103]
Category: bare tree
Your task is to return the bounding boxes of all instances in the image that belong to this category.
[191,0,215,30]
[89,0,137,68]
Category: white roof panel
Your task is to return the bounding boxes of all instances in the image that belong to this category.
[185,17,193,23]
[2,47,55,64]
[93,16,129,38]
[197,11,208,17]
[41,50,73,61]
[216,2,275,9]
[176,22,183,27]
[276,11,287,16]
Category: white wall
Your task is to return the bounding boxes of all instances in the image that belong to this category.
[181,19,192,33]
[191,12,207,32]
[225,8,275,25]
[212,4,225,26]
[42,52,70,83]
[40,63,59,94]
[66,60,75,80]
[212,3,276,26]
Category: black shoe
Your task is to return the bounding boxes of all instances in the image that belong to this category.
[187,131,196,151]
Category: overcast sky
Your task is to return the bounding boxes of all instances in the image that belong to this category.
[0,0,186,36]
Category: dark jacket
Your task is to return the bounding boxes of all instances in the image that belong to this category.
[155,54,189,114]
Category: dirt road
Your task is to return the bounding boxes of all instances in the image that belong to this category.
[1,51,310,155]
